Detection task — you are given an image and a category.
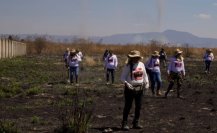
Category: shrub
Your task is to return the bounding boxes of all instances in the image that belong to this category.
[34,37,46,54]
[83,56,97,67]
[56,88,93,133]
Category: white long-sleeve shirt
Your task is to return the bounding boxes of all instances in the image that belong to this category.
[204,53,214,61]
[167,57,185,75]
[145,57,160,72]
[68,55,81,67]
[121,62,149,86]
[77,51,83,61]
[105,54,118,69]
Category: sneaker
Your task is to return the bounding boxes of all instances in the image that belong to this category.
[106,82,110,85]
[177,95,185,99]
[132,123,143,129]
[156,90,162,96]
[121,124,129,131]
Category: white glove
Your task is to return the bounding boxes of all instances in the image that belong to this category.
[124,81,134,90]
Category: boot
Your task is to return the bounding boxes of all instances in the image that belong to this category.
[121,121,129,131]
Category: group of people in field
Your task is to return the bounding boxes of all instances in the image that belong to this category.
[63,47,214,131]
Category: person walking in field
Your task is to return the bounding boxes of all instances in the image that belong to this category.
[104,50,118,84]
[63,48,70,68]
[68,49,81,85]
[102,49,109,61]
[159,48,167,67]
[145,51,162,96]
[203,49,214,74]
[165,49,185,99]
[63,48,70,82]
[121,50,149,131]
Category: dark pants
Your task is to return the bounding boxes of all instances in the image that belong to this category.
[69,66,79,83]
[165,72,183,97]
[150,71,162,94]
[122,86,143,125]
[205,60,212,72]
[64,59,68,68]
[106,68,115,83]
[160,59,167,67]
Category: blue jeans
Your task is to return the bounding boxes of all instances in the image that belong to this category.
[150,71,162,94]
[69,66,79,83]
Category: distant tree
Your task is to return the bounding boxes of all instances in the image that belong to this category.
[34,37,46,54]
[183,43,191,57]
[8,35,13,40]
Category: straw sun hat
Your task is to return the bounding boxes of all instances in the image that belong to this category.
[152,51,160,57]
[127,50,143,59]
[174,49,183,55]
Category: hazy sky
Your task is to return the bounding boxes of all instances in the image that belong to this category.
[0,0,217,38]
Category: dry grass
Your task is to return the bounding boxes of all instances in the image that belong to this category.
[25,39,217,58]
[83,56,97,67]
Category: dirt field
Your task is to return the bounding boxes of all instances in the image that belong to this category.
[0,55,217,133]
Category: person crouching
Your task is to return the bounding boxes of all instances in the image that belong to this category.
[165,49,185,99]
[121,50,149,131]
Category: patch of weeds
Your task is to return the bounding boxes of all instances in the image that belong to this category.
[0,119,20,133]
[31,116,40,124]
[63,89,76,96]
[55,88,93,133]
[0,81,22,98]
[25,86,43,96]
[57,98,74,107]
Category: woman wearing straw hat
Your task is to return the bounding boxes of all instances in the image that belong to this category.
[203,49,214,74]
[121,50,149,130]
[165,49,185,99]
[68,49,81,85]
[145,51,162,96]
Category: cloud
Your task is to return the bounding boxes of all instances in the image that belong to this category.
[195,13,212,20]
[213,3,217,6]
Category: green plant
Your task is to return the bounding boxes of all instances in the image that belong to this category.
[25,86,43,96]
[0,120,19,133]
[31,116,40,124]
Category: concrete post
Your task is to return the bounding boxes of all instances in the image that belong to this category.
[8,40,11,58]
[0,39,2,59]
[11,41,14,57]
